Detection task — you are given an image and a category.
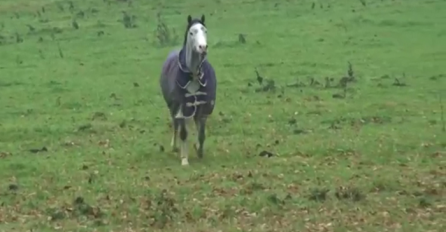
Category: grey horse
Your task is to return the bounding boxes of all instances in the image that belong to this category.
[159,14,217,166]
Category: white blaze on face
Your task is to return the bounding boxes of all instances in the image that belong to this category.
[188,23,207,54]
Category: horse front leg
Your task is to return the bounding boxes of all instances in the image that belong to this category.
[194,115,207,159]
[169,105,180,152]
[178,118,189,166]
[170,118,179,152]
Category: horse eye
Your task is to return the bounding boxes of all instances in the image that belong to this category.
[189,32,193,36]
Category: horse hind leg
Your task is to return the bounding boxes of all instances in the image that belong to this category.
[194,115,207,159]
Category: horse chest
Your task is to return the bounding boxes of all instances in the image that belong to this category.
[184,80,201,94]
[175,80,208,119]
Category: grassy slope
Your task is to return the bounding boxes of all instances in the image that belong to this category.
[0,0,445,231]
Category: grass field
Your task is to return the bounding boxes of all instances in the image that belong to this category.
[1,0,446,231]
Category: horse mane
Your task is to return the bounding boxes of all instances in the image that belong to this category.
[182,17,206,46]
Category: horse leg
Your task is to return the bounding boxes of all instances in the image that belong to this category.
[178,118,189,166]
[169,104,180,152]
[170,118,179,152]
[194,115,207,159]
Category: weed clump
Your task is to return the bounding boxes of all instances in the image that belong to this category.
[154,12,178,47]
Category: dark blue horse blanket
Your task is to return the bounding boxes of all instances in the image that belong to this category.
[160,49,217,119]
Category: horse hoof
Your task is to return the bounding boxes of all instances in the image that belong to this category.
[197,150,204,159]
[197,150,203,159]
[181,158,189,166]
[193,144,203,158]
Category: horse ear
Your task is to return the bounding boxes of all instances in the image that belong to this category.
[201,14,205,23]
[187,15,192,24]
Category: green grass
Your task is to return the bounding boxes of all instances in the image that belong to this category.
[1,0,446,231]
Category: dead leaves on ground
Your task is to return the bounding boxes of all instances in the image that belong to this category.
[0,163,445,230]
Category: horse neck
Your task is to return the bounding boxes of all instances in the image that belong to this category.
[184,41,202,75]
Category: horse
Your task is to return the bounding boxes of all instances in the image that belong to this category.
[159,14,217,166]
